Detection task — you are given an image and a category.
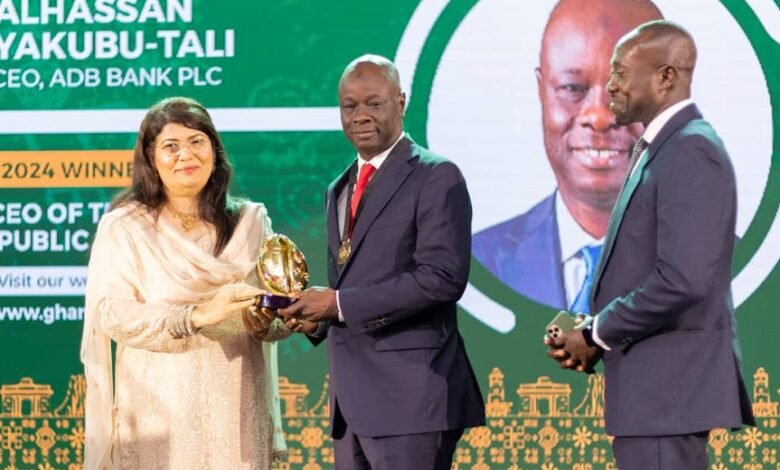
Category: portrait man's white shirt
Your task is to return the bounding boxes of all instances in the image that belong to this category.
[556,191,604,308]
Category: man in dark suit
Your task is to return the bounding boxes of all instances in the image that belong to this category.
[546,20,755,469]
[473,0,662,312]
[279,54,485,469]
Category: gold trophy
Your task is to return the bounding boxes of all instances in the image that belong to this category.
[256,234,310,309]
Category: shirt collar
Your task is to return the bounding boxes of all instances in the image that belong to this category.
[641,98,694,144]
[357,132,405,171]
[555,191,603,263]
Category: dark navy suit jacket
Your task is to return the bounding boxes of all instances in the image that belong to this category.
[472,194,567,309]
[317,137,485,437]
[591,104,755,436]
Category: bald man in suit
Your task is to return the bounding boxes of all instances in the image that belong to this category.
[280,55,484,470]
[546,20,754,469]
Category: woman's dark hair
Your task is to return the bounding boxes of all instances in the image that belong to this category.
[113,97,242,255]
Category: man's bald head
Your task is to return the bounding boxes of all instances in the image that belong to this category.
[534,0,664,218]
[339,54,402,93]
[540,0,662,69]
[607,20,698,127]
[338,54,406,159]
[618,20,697,87]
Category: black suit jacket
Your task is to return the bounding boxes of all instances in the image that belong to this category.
[591,104,755,436]
[317,137,485,437]
[472,193,567,309]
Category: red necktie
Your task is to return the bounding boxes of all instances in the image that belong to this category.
[349,163,376,234]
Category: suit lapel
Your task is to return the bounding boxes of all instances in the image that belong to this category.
[336,138,417,285]
[590,147,651,300]
[327,165,352,258]
[590,104,703,310]
[503,194,567,309]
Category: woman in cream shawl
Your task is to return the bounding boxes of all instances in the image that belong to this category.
[81,97,289,469]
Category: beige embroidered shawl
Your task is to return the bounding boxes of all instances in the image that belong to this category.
[81,201,288,469]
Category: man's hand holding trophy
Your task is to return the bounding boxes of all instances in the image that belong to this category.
[243,234,317,336]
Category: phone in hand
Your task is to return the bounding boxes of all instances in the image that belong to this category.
[545,310,578,341]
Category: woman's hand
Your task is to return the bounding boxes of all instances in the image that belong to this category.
[242,306,276,336]
[191,283,264,329]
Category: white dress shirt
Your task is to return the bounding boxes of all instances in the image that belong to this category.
[335,133,406,322]
[555,191,604,307]
[591,99,695,350]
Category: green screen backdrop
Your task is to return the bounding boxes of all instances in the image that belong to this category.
[0,0,777,468]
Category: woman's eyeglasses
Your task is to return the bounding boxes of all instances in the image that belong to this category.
[157,136,210,158]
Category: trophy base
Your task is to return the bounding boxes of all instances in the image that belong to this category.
[258,293,293,310]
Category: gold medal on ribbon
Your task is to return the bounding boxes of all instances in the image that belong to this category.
[337,239,351,265]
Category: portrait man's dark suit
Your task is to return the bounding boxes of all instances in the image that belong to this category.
[472,194,566,309]
[591,102,755,441]
[319,137,485,440]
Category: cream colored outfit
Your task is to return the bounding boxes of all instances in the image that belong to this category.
[81,201,289,470]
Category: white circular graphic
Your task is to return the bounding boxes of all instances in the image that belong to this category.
[397,0,776,329]
[427,0,771,236]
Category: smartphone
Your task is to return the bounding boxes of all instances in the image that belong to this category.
[545,311,578,340]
